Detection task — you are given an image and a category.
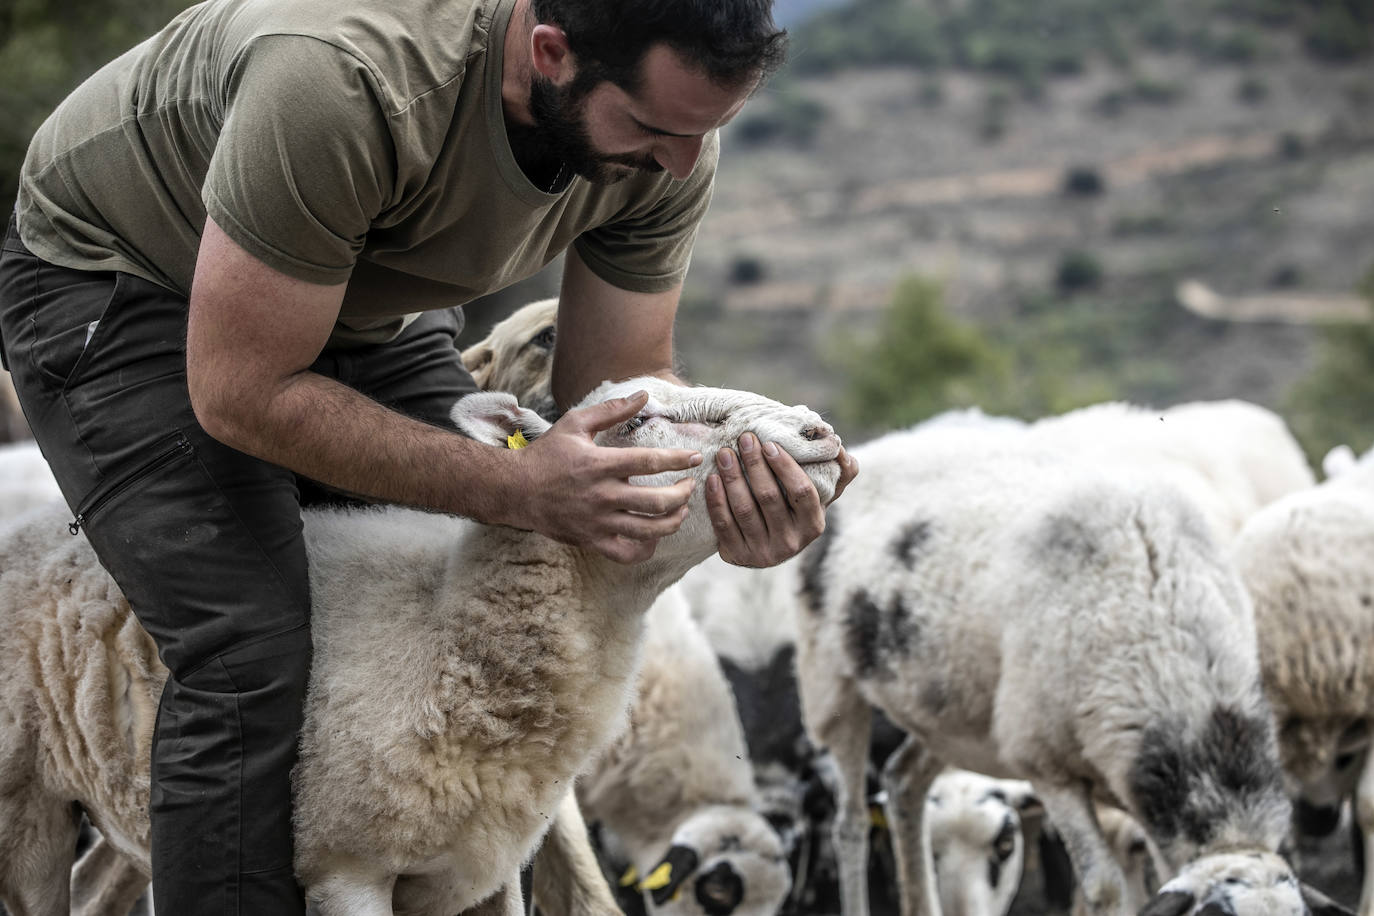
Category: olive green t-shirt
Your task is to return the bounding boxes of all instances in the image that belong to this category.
[16,0,718,345]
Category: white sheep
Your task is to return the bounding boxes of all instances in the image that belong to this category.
[0,377,842,916]
[792,422,1335,916]
[459,298,560,421]
[1024,399,1314,545]
[0,369,30,443]
[0,439,63,519]
[1229,443,1374,915]
[921,769,1038,916]
[457,303,798,915]
[576,586,792,916]
[1038,804,1160,916]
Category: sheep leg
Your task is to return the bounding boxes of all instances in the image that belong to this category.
[466,876,524,916]
[1356,751,1374,916]
[531,792,622,916]
[0,797,79,916]
[309,871,395,916]
[880,735,943,916]
[1034,782,1129,916]
[809,682,874,916]
[71,832,151,916]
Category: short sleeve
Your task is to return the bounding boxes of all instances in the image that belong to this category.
[203,34,398,285]
[572,131,719,293]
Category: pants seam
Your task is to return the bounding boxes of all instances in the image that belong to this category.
[179,621,311,682]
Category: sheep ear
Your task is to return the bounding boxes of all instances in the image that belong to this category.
[1005,783,1043,817]
[640,844,700,906]
[1138,890,1195,916]
[459,341,495,388]
[1322,444,1357,479]
[450,392,551,447]
[1300,881,1356,916]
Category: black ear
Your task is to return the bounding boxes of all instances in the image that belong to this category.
[1300,881,1357,916]
[695,861,745,916]
[642,844,700,906]
[1138,890,1196,916]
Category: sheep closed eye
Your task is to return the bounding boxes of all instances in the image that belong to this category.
[528,327,555,350]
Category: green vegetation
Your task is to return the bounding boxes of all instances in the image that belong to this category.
[733,89,829,147]
[0,0,193,205]
[833,276,1011,431]
[828,268,1233,435]
[832,275,1130,433]
[789,0,1373,83]
[1056,250,1104,292]
[1284,269,1374,466]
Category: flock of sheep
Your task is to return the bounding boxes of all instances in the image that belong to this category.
[0,296,1371,916]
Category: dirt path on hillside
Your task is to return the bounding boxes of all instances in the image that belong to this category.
[710,131,1284,239]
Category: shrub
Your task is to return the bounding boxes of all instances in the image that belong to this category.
[1237,75,1269,104]
[1063,166,1106,196]
[1056,251,1104,293]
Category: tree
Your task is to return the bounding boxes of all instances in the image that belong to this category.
[834,275,1011,432]
[1284,270,1374,467]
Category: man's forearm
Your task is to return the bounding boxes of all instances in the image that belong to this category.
[198,368,520,524]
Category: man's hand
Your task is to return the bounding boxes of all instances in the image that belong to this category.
[505,391,704,565]
[706,432,859,568]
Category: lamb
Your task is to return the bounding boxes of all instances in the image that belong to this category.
[460,297,559,421]
[458,302,799,914]
[920,769,1039,916]
[1229,443,1374,916]
[577,587,792,916]
[0,376,842,916]
[791,421,1341,916]
[0,439,63,518]
[1024,399,1314,544]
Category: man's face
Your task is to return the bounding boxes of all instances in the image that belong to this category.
[532,44,757,185]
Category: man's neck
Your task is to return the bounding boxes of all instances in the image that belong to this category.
[501,0,570,190]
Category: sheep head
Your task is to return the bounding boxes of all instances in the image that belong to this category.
[451,377,843,559]
[1140,851,1352,916]
[924,770,1039,916]
[639,805,790,916]
[459,298,560,421]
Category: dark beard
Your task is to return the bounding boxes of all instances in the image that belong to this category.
[511,75,663,188]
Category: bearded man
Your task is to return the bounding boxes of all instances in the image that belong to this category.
[0,0,857,910]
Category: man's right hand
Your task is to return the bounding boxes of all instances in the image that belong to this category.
[501,391,703,565]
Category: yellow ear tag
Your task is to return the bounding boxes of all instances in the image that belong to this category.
[869,805,888,831]
[507,430,529,450]
[619,865,639,887]
[638,862,674,891]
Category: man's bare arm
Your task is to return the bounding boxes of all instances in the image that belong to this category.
[186,217,700,564]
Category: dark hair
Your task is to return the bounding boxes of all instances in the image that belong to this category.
[529,0,788,93]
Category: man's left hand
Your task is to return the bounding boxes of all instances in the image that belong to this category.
[705,431,859,568]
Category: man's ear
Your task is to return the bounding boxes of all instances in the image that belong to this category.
[530,23,574,83]
[450,392,552,446]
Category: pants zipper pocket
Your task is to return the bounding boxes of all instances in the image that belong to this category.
[69,434,195,535]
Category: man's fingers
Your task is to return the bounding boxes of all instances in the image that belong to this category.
[705,472,748,561]
[608,505,691,541]
[737,433,792,527]
[565,390,649,435]
[761,439,823,526]
[595,534,659,566]
[715,446,767,542]
[831,449,859,503]
[605,446,704,477]
[609,477,696,517]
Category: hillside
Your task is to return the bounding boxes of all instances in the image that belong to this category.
[662,5,1374,442]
